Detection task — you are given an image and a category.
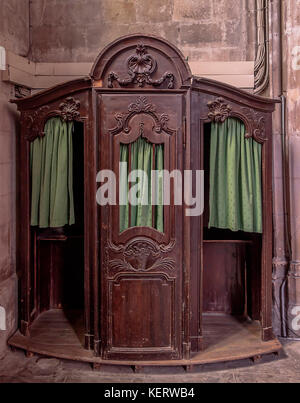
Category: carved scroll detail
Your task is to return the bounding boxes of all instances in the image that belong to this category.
[109,96,176,136]
[105,238,176,275]
[206,98,267,143]
[108,43,175,89]
[21,97,81,142]
[21,106,50,142]
[241,108,267,143]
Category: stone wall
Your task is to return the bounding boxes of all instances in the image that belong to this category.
[269,0,287,338]
[0,0,29,56]
[0,0,29,357]
[30,0,256,63]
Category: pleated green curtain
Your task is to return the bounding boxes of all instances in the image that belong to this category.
[154,144,164,231]
[119,137,164,233]
[119,145,129,233]
[209,118,262,233]
[30,117,75,228]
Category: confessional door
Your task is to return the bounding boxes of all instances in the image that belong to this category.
[98,93,184,360]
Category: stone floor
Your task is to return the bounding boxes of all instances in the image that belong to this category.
[0,339,300,383]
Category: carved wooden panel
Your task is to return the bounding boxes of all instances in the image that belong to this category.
[98,93,183,360]
[205,97,267,143]
[20,97,82,142]
[92,35,191,89]
[106,239,176,276]
[109,96,176,136]
[108,43,175,89]
[109,275,175,351]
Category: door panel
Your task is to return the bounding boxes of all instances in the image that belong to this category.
[111,275,174,349]
[98,93,183,360]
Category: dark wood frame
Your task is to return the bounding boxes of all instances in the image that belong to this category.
[9,34,279,366]
[97,91,184,360]
[190,78,277,347]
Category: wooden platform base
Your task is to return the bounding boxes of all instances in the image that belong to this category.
[8,310,282,368]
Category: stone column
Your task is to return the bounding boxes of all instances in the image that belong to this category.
[267,0,289,337]
[282,0,300,338]
[0,79,18,357]
[0,0,29,357]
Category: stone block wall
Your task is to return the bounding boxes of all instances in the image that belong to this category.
[0,0,29,357]
[30,0,256,63]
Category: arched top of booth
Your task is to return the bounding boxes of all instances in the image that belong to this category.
[90,34,192,90]
[10,34,280,113]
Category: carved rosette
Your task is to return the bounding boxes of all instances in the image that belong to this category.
[59,97,81,121]
[21,97,81,142]
[108,43,175,89]
[105,238,176,276]
[207,97,232,123]
[109,96,176,136]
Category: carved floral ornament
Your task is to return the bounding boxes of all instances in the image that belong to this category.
[107,43,175,89]
[109,96,176,136]
[207,97,232,123]
[105,239,176,274]
[58,97,81,122]
[21,97,81,142]
[207,97,267,143]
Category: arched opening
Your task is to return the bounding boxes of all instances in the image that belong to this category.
[202,118,262,343]
[29,117,85,346]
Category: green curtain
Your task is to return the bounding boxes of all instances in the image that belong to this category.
[154,143,164,231]
[119,144,129,232]
[119,137,164,233]
[209,118,262,233]
[30,117,75,228]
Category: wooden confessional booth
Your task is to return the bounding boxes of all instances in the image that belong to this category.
[9,35,281,369]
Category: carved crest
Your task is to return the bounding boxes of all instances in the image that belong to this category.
[21,97,81,142]
[207,98,267,143]
[206,98,267,143]
[128,96,156,114]
[109,96,176,136]
[108,43,175,89]
[207,97,232,123]
[106,239,175,274]
[59,97,81,121]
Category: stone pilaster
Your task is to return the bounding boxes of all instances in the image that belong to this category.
[282,0,300,339]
